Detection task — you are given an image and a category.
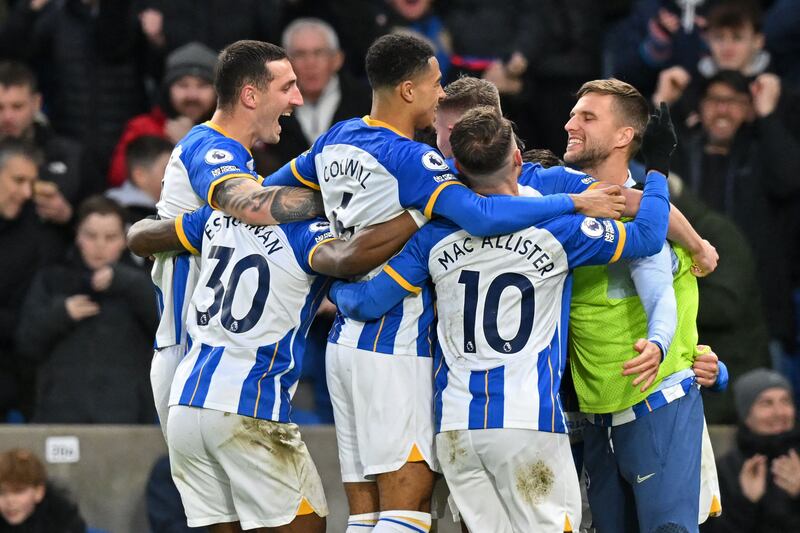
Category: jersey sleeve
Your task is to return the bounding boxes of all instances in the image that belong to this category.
[328,223,439,321]
[263,143,321,190]
[281,219,336,275]
[523,164,599,195]
[558,170,671,268]
[175,205,213,255]
[393,142,466,216]
[189,138,260,208]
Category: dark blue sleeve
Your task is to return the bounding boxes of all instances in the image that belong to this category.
[432,183,575,237]
[176,205,213,254]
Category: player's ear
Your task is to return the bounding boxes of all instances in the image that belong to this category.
[399,80,415,104]
[616,126,634,150]
[240,83,258,110]
[513,148,522,168]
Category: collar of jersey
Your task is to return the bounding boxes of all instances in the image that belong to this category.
[362,116,409,138]
[203,121,253,156]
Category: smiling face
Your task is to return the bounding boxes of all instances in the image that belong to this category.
[0,484,44,525]
[255,58,304,145]
[169,75,216,123]
[746,387,796,436]
[700,82,750,146]
[563,92,626,168]
[410,57,445,131]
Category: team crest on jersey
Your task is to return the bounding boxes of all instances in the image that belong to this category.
[581,176,595,184]
[204,149,234,165]
[421,150,449,171]
[580,217,604,239]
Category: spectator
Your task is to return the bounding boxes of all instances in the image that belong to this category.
[671,70,800,363]
[606,0,710,98]
[137,0,283,55]
[146,455,206,533]
[0,448,85,533]
[704,369,800,532]
[0,0,152,189]
[107,42,217,188]
[651,1,795,131]
[107,136,172,225]
[0,139,61,420]
[258,18,370,174]
[669,177,771,424]
[0,61,89,240]
[16,196,158,424]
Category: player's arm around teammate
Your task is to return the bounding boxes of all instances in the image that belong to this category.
[128,210,419,279]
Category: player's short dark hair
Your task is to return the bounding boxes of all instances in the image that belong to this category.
[703,69,751,97]
[440,76,501,114]
[0,449,46,489]
[76,195,127,230]
[126,136,174,174]
[365,33,434,90]
[0,138,41,169]
[0,61,37,92]
[451,106,515,177]
[214,40,288,110]
[577,79,648,155]
[707,0,762,33]
[522,148,564,168]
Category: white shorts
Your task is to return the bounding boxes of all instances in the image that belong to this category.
[436,428,581,533]
[167,406,328,529]
[326,343,436,482]
[699,418,722,523]
[151,344,185,441]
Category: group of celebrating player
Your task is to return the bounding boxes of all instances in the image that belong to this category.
[128,32,727,533]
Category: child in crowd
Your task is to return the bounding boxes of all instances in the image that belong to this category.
[0,448,85,532]
[15,196,158,424]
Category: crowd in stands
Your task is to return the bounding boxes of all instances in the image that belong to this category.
[0,0,798,528]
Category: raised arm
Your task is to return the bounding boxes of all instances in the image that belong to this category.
[211,178,324,226]
[311,212,420,279]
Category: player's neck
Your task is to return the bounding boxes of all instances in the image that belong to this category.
[209,109,255,149]
[581,156,630,186]
[369,96,415,139]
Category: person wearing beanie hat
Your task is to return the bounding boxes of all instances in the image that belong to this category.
[704,368,800,532]
[107,42,217,188]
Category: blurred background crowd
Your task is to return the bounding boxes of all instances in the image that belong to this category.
[0,0,798,528]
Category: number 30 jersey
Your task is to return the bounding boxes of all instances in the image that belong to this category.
[168,206,334,422]
[386,187,629,434]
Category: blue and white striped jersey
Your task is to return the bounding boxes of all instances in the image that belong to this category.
[286,116,461,357]
[271,118,597,357]
[152,122,260,348]
[383,188,628,433]
[168,206,334,422]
